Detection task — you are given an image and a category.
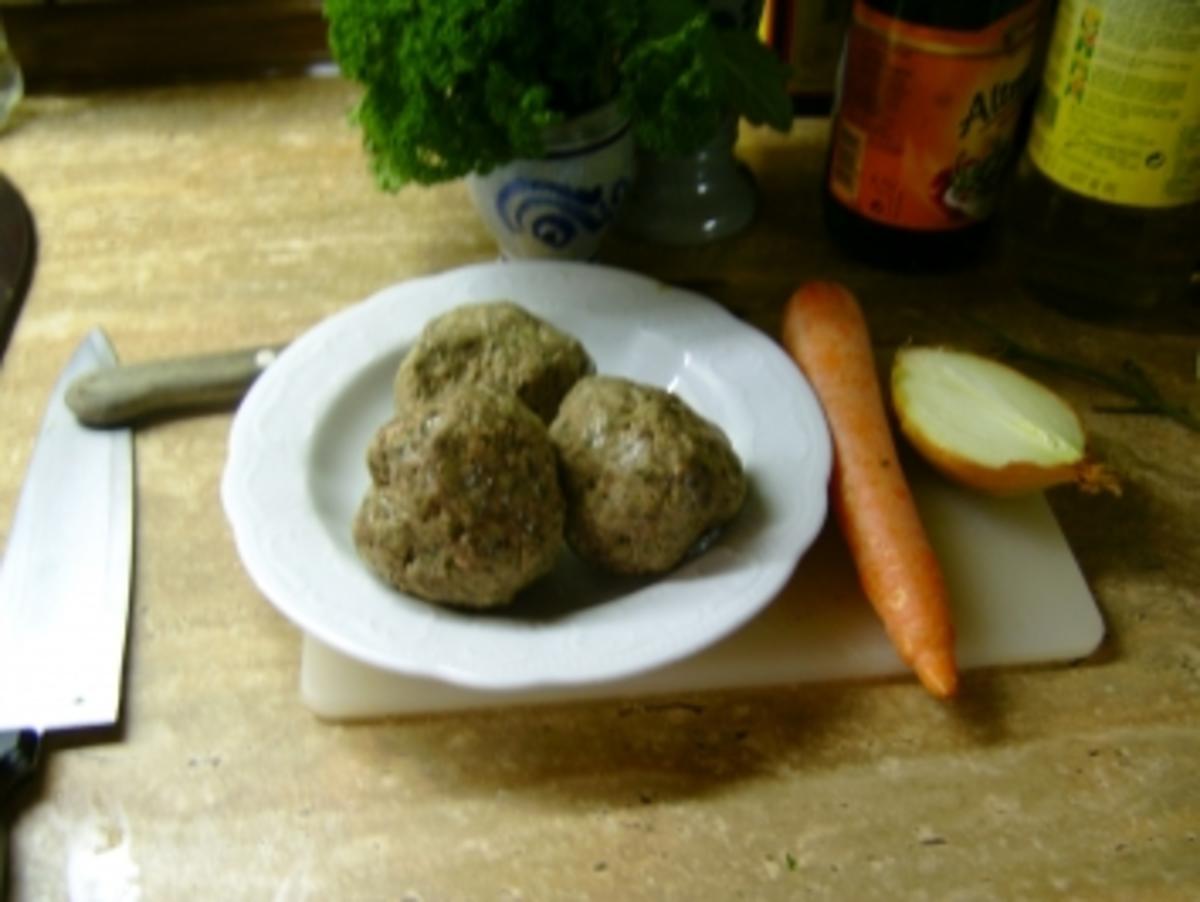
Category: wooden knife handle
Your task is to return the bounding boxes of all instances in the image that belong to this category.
[65,345,284,427]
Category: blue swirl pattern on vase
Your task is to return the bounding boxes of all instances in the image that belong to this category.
[495,178,632,251]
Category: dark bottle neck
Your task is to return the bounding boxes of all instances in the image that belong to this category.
[860,0,1036,30]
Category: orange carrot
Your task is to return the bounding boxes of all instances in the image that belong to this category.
[782,281,957,699]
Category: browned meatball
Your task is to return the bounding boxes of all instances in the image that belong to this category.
[549,376,746,575]
[354,386,564,608]
[393,300,593,423]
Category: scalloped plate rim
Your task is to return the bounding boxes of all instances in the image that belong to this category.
[221,260,831,690]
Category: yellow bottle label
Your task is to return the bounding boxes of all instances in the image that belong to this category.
[1028,0,1200,208]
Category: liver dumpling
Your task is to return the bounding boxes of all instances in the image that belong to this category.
[354,385,565,608]
[393,300,593,424]
[548,375,746,576]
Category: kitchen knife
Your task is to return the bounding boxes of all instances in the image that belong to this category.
[0,174,36,364]
[66,343,284,427]
[0,329,134,892]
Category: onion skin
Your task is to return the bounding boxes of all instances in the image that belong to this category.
[894,422,1081,496]
[890,347,1119,498]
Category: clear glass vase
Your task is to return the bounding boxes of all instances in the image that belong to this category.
[616,0,768,246]
[617,115,757,246]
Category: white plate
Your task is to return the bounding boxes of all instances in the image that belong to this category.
[222,261,831,690]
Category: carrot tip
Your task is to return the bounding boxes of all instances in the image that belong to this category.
[916,661,959,699]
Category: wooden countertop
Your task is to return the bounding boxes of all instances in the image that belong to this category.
[2,76,1198,900]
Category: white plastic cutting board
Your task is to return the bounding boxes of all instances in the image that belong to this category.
[299,469,1105,719]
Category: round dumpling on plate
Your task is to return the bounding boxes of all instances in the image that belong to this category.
[354,385,565,608]
[393,300,593,424]
[549,375,747,576]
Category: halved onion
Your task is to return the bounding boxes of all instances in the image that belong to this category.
[890,346,1117,496]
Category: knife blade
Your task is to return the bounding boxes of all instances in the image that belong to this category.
[0,174,37,364]
[0,329,134,890]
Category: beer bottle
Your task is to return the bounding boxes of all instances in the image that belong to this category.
[823,0,1044,269]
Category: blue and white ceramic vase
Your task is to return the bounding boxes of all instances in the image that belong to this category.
[466,101,634,261]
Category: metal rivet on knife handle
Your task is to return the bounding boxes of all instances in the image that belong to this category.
[65,344,286,427]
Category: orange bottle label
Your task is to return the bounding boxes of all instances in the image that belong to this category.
[829,1,1043,230]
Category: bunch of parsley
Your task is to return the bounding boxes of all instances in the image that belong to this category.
[325,0,791,189]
